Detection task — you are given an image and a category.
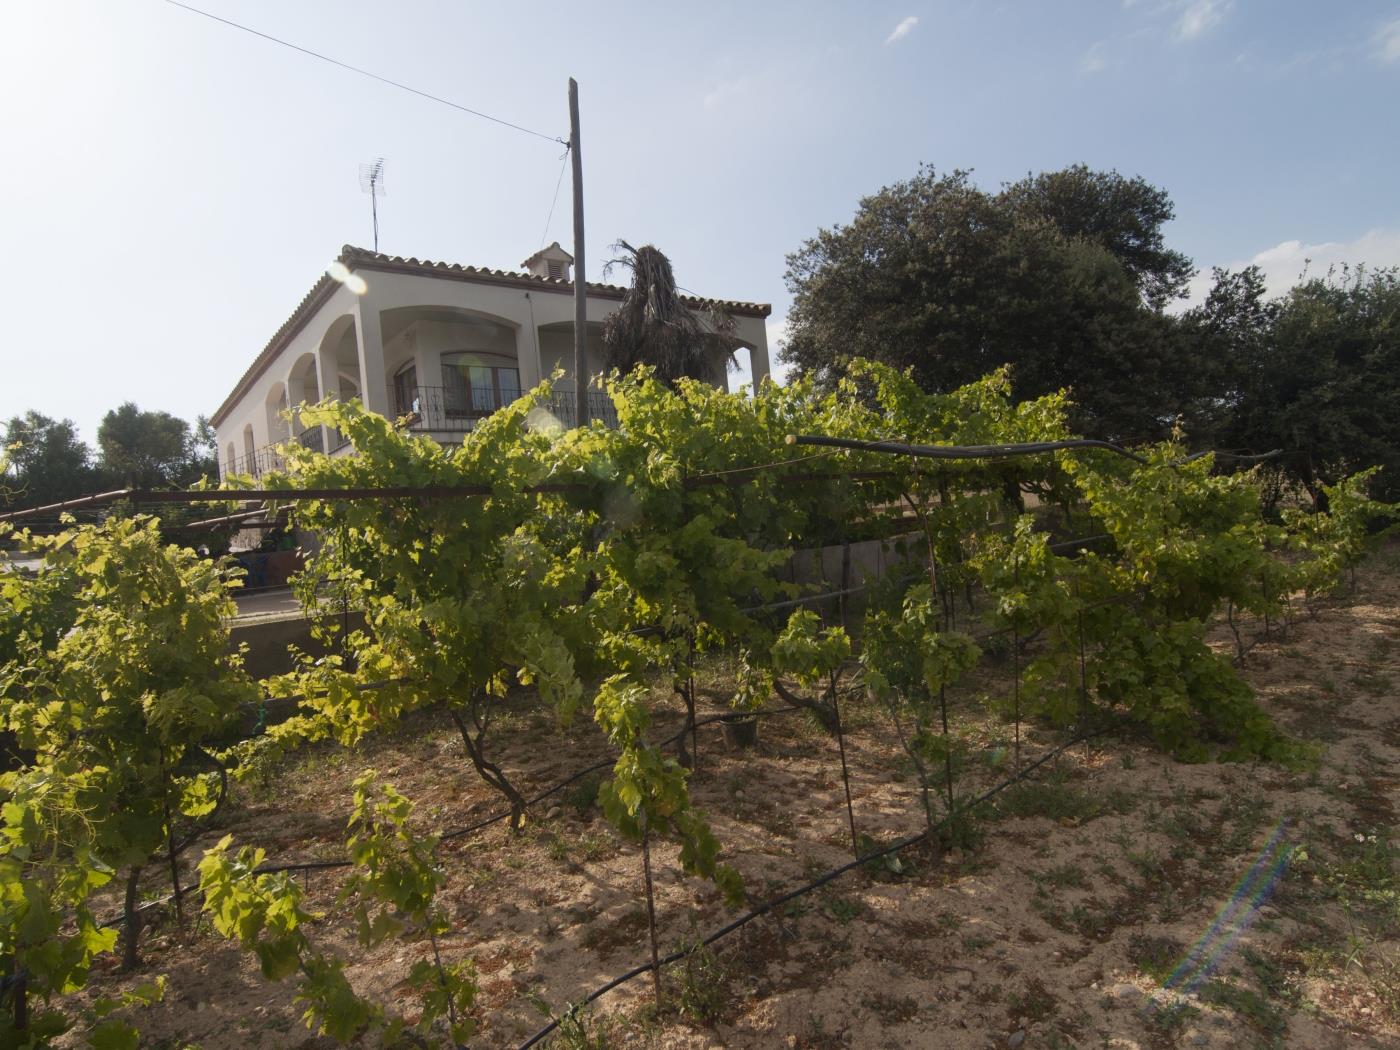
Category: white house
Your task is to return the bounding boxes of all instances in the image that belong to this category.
[212,243,773,477]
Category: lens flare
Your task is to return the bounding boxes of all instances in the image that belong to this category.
[327,260,368,296]
[525,405,565,436]
[1147,818,1297,1010]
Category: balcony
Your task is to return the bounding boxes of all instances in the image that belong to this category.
[296,428,325,453]
[223,388,617,481]
[397,386,618,432]
[227,446,285,479]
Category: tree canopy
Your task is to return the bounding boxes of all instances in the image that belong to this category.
[781,166,1199,441]
[2,411,97,509]
[97,403,213,490]
[998,164,1193,308]
[1190,264,1400,506]
[2,404,216,512]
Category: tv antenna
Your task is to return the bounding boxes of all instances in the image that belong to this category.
[359,157,386,252]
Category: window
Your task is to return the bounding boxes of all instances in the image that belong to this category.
[393,364,418,416]
[441,352,521,417]
[547,259,564,280]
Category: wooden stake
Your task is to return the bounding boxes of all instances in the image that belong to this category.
[641,816,662,1005]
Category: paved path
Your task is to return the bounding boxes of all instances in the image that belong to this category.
[232,587,302,621]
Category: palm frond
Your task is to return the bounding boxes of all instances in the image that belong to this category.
[600,242,736,384]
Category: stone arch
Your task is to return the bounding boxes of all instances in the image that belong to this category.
[264,382,290,445]
[317,313,361,405]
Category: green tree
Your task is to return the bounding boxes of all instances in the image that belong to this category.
[997,164,1194,308]
[781,166,1193,441]
[96,402,209,489]
[1,411,97,509]
[1198,265,1400,507]
[189,414,220,481]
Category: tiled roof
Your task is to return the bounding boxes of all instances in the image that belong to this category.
[212,244,771,428]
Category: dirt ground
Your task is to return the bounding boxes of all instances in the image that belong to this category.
[78,544,1400,1049]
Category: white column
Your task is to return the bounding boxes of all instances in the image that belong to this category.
[284,369,305,439]
[518,293,543,391]
[316,335,345,451]
[353,297,391,415]
[411,331,435,410]
[749,334,771,385]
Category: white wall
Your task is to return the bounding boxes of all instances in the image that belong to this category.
[216,266,770,475]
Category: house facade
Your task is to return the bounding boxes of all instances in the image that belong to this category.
[211,243,773,478]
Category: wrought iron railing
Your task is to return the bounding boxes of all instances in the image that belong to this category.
[397,386,617,431]
[221,387,618,481]
[296,427,325,453]
[224,446,285,479]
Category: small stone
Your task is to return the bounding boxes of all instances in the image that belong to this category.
[734,790,746,800]
[1191,1033,1210,1047]
[1112,983,1141,1002]
[546,805,562,820]
[1007,1030,1027,1049]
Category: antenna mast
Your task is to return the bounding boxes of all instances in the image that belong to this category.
[359,157,386,252]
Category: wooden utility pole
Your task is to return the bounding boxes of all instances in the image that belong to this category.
[568,77,589,426]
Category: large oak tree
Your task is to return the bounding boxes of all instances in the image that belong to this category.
[781,166,1203,442]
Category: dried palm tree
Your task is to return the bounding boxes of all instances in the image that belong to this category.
[600,241,737,384]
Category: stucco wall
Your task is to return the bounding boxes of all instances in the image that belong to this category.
[215,263,770,474]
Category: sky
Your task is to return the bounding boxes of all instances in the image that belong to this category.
[2,0,1399,443]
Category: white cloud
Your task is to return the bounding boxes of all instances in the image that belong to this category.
[1080,40,1108,73]
[1175,0,1230,41]
[1184,228,1400,305]
[1375,18,1400,63]
[885,16,919,46]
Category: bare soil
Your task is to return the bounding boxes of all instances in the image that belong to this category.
[78,545,1400,1049]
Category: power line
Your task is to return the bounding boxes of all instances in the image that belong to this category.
[161,0,567,146]
[538,147,571,249]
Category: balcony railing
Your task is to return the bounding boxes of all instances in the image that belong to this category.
[225,446,285,479]
[397,386,618,431]
[296,427,325,453]
[222,388,617,481]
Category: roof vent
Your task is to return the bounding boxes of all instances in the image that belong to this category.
[520,241,574,282]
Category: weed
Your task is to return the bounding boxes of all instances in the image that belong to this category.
[1034,863,1089,890]
[940,807,985,851]
[826,896,864,924]
[541,1000,611,1050]
[1244,948,1298,1007]
[1351,670,1392,696]
[671,939,730,1025]
[1145,998,1199,1037]
[862,990,920,1024]
[1126,934,1184,982]
[856,833,908,878]
[1201,979,1288,1043]
[1007,976,1057,1023]
[563,772,604,816]
[781,898,810,920]
[993,770,1135,824]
